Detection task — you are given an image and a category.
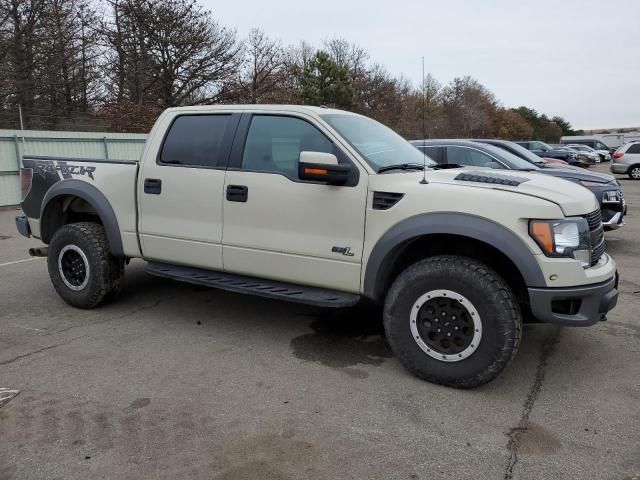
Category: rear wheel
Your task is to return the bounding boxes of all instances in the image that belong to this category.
[628,166,640,180]
[47,222,124,308]
[383,255,522,388]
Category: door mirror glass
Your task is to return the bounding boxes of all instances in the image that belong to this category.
[298,151,351,185]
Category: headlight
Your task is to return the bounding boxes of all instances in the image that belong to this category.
[529,218,591,267]
[602,190,619,203]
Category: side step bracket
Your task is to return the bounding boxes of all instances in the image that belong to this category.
[145,262,360,308]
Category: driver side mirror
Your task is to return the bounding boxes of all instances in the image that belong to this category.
[298,151,351,185]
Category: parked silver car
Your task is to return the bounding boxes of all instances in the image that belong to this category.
[611,142,640,179]
[567,144,611,162]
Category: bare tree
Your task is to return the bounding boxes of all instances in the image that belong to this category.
[232,28,284,104]
[102,0,242,107]
[440,76,497,137]
[0,0,47,123]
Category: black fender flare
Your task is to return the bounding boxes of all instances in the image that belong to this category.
[362,213,546,301]
[40,179,125,257]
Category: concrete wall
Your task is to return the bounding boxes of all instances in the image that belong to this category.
[0,129,147,206]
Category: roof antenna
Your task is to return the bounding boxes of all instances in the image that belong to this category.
[420,56,428,184]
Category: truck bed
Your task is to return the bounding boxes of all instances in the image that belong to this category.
[21,155,141,257]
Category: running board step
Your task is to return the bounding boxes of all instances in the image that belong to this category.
[145,262,360,308]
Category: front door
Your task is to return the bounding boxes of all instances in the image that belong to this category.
[222,113,368,293]
[138,112,239,270]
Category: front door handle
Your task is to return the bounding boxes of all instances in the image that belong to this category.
[144,178,162,194]
[226,185,248,202]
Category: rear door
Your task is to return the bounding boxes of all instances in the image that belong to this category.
[221,112,368,293]
[138,112,240,270]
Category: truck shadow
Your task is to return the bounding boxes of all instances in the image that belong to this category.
[289,305,392,377]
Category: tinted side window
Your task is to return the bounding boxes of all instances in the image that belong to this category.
[417,146,443,163]
[627,144,640,154]
[595,141,608,150]
[242,115,333,177]
[160,115,231,167]
[446,146,497,167]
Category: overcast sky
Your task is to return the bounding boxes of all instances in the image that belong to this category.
[203,0,639,130]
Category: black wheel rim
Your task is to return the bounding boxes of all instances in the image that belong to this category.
[415,297,475,355]
[58,245,89,290]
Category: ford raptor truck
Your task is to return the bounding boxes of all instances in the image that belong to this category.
[15,105,619,388]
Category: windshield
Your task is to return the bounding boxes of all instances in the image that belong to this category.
[321,114,435,170]
[482,144,540,170]
[493,141,546,165]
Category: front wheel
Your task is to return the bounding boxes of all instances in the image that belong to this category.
[47,222,124,309]
[383,255,522,388]
[628,166,640,180]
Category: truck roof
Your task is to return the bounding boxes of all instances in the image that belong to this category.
[162,104,358,117]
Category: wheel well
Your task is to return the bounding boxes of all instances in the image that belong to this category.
[379,233,529,307]
[41,195,103,243]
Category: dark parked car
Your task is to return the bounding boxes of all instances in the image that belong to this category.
[474,139,587,170]
[516,140,584,166]
[411,139,626,230]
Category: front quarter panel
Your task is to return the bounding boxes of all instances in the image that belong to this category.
[361,175,565,298]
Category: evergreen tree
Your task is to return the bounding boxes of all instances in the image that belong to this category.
[297,51,353,109]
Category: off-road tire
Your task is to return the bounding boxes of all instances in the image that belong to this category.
[383,255,522,388]
[47,222,124,309]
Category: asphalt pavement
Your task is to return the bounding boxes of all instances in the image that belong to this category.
[0,162,638,480]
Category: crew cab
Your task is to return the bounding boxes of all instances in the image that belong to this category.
[15,105,619,388]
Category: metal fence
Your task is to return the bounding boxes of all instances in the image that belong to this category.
[0,129,147,206]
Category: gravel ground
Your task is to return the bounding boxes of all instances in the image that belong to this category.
[0,161,638,480]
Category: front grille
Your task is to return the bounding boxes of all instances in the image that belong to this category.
[586,209,605,266]
[586,209,602,230]
[591,240,606,266]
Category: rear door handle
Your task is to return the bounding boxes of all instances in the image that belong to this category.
[226,185,248,202]
[144,178,162,194]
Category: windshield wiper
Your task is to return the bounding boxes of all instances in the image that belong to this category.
[427,163,463,170]
[377,163,425,173]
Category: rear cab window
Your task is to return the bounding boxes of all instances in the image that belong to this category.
[160,114,234,167]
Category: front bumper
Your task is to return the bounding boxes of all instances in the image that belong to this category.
[528,273,618,326]
[15,215,31,238]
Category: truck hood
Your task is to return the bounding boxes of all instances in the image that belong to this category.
[402,168,599,216]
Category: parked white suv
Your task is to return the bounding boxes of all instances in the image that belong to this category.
[611,142,640,179]
[15,105,619,388]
